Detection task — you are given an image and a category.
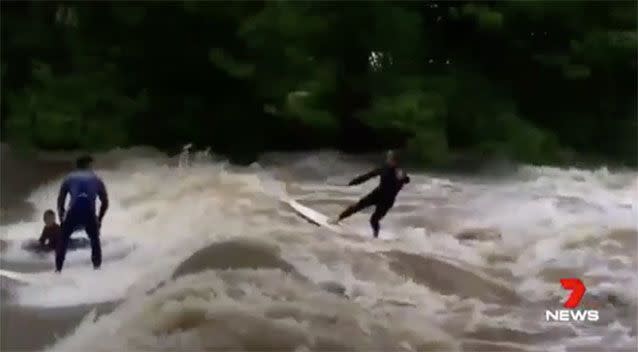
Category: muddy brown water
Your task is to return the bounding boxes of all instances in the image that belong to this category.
[0,144,118,351]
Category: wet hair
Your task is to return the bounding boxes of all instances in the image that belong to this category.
[43,209,55,220]
[76,155,94,169]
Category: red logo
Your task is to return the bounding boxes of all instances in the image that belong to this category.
[560,278,586,309]
[546,278,598,322]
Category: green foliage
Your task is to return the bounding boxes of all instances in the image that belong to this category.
[0,0,635,166]
[363,91,445,133]
[7,60,146,149]
[209,48,255,79]
[462,4,504,31]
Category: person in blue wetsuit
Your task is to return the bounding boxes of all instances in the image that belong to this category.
[329,150,410,238]
[56,155,109,272]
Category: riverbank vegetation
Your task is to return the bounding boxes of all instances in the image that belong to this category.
[2,1,636,166]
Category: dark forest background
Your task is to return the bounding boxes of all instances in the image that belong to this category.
[1,1,636,166]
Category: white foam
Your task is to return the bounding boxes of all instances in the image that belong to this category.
[1,148,634,350]
[46,270,459,352]
[1,236,134,265]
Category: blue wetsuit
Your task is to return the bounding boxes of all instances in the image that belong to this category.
[56,170,109,271]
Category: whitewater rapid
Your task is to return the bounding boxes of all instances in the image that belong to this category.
[1,147,636,351]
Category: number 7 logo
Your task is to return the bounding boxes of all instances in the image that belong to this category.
[560,278,586,309]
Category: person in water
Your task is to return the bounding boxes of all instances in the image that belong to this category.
[329,150,410,238]
[38,209,61,251]
[56,155,109,272]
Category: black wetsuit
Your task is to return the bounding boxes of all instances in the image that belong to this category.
[39,224,61,251]
[338,165,410,237]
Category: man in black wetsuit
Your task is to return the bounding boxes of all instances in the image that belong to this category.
[329,150,410,238]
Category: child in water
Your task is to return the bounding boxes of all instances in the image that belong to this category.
[38,209,61,251]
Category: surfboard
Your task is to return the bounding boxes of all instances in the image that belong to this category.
[0,269,75,286]
[284,197,348,235]
[21,238,91,254]
[281,195,399,241]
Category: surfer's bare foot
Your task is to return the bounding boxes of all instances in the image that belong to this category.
[328,217,340,225]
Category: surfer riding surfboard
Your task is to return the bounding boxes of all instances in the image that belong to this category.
[284,150,408,239]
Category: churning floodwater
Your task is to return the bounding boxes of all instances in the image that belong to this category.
[1,146,637,352]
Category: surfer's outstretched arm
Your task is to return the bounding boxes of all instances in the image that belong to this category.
[348,168,382,186]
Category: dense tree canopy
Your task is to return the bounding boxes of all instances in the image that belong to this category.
[1,1,636,166]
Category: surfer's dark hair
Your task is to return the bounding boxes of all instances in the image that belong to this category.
[76,155,94,169]
[43,209,55,219]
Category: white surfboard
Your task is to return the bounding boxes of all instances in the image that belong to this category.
[282,195,397,240]
[0,269,75,286]
[284,197,348,235]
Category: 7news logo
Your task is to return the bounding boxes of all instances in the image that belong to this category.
[545,278,600,322]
